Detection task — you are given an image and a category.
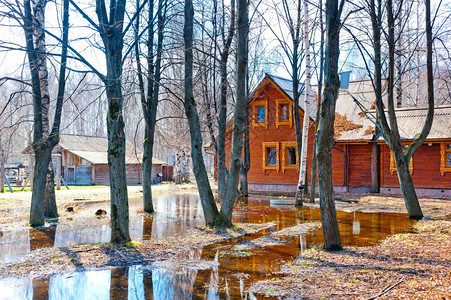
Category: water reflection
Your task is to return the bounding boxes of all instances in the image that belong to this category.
[0,195,204,263]
[0,195,417,299]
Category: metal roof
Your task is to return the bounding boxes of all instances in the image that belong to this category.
[58,134,167,165]
[266,74,317,118]
[333,79,451,141]
[375,106,451,141]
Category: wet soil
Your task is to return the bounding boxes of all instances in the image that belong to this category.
[1,191,446,299]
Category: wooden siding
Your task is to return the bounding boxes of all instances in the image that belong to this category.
[332,145,345,186]
[92,164,144,185]
[380,143,451,188]
[93,165,110,185]
[347,144,372,187]
[226,82,315,185]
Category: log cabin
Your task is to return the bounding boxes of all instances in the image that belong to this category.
[223,74,451,198]
[25,134,166,185]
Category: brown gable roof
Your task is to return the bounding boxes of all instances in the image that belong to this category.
[58,134,166,165]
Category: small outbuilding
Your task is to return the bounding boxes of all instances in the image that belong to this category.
[52,134,166,185]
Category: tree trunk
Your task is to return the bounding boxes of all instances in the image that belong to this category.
[310,0,324,204]
[0,149,4,193]
[370,142,379,193]
[44,164,57,218]
[105,81,130,243]
[217,58,228,200]
[296,0,311,205]
[30,149,52,226]
[137,0,165,214]
[316,0,342,250]
[25,0,68,226]
[142,127,155,212]
[95,0,131,244]
[240,99,250,197]
[32,0,58,218]
[217,0,235,200]
[393,152,422,218]
[215,0,248,226]
[184,0,219,225]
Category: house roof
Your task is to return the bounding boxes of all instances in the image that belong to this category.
[375,106,451,141]
[332,79,451,142]
[260,74,318,119]
[58,134,167,165]
[334,79,379,141]
[4,163,25,169]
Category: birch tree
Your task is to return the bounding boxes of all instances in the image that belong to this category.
[22,0,69,226]
[295,0,311,205]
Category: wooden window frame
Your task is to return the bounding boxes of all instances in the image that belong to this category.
[389,147,413,175]
[262,142,279,172]
[440,143,451,176]
[275,99,293,128]
[252,99,268,128]
[281,141,299,172]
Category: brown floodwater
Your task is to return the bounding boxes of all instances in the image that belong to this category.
[0,194,416,299]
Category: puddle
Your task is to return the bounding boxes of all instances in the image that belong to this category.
[0,194,204,263]
[0,194,417,299]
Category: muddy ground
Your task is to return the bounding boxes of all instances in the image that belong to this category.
[0,186,449,299]
[250,194,451,299]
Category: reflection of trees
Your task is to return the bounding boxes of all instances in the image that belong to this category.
[48,270,110,299]
[0,277,33,299]
[152,249,202,299]
[32,277,49,300]
[110,268,128,299]
[30,225,57,251]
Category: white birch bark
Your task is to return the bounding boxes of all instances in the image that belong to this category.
[298,0,311,191]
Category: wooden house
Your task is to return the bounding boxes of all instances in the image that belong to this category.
[224,74,316,194]
[223,74,451,198]
[53,134,166,185]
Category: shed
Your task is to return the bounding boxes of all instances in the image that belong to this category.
[53,134,166,185]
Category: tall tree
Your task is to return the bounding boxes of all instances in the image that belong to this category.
[24,0,69,226]
[184,0,219,225]
[296,0,312,204]
[309,0,325,203]
[214,0,249,226]
[70,0,137,242]
[216,0,236,200]
[31,0,58,218]
[135,0,167,213]
[366,0,435,219]
[315,0,343,250]
[95,0,130,242]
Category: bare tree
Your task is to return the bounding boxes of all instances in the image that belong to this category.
[135,0,168,213]
[23,0,69,226]
[184,0,219,225]
[214,0,248,226]
[315,0,344,250]
[364,0,436,219]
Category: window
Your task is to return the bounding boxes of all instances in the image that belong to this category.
[276,99,293,128]
[281,141,299,172]
[257,106,266,122]
[262,142,279,171]
[440,143,451,176]
[252,100,268,128]
[389,146,413,175]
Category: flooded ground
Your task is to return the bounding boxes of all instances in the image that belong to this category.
[0,194,417,299]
